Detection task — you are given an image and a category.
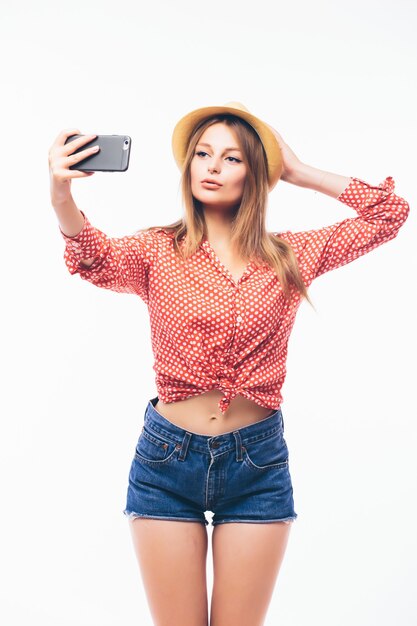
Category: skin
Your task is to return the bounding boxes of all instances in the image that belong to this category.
[128,518,291,626]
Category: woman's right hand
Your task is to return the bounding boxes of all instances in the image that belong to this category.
[48,129,99,204]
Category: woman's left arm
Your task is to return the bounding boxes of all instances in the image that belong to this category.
[288,164,353,199]
[267,125,410,281]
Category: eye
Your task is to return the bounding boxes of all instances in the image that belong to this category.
[195,151,241,163]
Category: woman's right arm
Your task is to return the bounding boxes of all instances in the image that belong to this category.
[49,129,100,265]
[49,129,154,301]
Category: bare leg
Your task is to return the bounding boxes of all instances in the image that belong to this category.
[210,521,292,626]
[128,518,209,626]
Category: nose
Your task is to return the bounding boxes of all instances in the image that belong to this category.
[207,157,221,174]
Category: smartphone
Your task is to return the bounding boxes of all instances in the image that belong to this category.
[65,134,132,172]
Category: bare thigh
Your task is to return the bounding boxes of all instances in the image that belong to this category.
[128,518,209,626]
[210,521,292,626]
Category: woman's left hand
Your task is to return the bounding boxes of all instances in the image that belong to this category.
[265,123,304,184]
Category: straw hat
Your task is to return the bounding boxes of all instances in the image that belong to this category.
[171,101,283,191]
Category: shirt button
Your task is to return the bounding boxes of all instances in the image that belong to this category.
[236,315,243,323]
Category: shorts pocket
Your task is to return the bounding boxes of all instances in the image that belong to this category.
[134,427,179,464]
[243,431,289,471]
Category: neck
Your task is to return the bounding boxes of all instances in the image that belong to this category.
[201,204,239,245]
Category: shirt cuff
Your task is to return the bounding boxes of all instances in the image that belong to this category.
[336,176,395,210]
[59,210,107,274]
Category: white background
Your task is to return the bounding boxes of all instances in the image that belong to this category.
[1,1,416,624]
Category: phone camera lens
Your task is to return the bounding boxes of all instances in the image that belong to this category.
[124,140,129,144]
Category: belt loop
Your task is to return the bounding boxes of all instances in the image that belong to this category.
[177,432,191,462]
[233,430,244,462]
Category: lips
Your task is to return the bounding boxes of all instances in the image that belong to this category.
[201,179,222,186]
[201,181,222,190]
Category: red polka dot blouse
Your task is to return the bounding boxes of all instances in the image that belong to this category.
[59,176,410,414]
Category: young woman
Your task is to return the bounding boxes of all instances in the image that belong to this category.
[49,102,410,626]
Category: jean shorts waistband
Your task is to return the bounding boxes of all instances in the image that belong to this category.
[143,396,285,454]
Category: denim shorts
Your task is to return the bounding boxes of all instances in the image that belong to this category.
[123,396,298,526]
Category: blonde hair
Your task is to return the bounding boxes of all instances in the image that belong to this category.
[140,114,314,309]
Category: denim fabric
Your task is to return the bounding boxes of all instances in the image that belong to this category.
[123,396,298,526]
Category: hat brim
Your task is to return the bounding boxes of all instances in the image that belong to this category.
[171,104,283,191]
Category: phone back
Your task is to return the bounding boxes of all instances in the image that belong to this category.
[65,135,131,171]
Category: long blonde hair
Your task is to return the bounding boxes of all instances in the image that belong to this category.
[139,114,314,309]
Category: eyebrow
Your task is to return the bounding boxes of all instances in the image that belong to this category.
[196,142,242,153]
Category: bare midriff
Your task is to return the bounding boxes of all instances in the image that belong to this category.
[154,390,277,436]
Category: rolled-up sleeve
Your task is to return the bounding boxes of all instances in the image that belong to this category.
[59,210,154,302]
[275,176,410,283]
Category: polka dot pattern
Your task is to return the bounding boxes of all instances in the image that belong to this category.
[277,176,410,282]
[60,176,409,414]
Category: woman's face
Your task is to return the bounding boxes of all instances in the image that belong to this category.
[190,122,247,212]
